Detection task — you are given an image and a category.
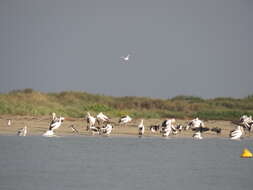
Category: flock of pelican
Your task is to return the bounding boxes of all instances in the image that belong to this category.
[7,112,253,140]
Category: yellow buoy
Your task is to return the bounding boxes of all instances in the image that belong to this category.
[241,148,253,158]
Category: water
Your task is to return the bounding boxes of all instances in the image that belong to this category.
[0,136,252,190]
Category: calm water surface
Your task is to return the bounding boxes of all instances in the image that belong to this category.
[0,136,252,190]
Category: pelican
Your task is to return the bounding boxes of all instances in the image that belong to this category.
[120,54,130,62]
[7,119,11,127]
[101,124,113,135]
[119,115,132,125]
[49,117,64,131]
[90,126,101,135]
[160,118,176,137]
[87,112,96,130]
[171,125,178,135]
[186,117,204,130]
[240,115,252,123]
[52,112,57,121]
[96,112,109,124]
[138,120,145,136]
[161,125,172,137]
[17,126,27,136]
[150,125,160,133]
[161,118,176,127]
[230,126,244,140]
[193,131,203,139]
[240,115,253,131]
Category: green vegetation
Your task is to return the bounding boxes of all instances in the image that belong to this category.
[0,89,253,120]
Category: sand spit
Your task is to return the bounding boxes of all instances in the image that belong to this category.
[0,115,252,139]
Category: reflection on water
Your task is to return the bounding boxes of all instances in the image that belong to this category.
[0,136,252,190]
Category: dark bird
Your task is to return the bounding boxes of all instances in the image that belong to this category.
[211,127,222,135]
[69,125,79,134]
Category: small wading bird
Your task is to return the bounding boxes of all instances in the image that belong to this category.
[120,54,130,62]
[17,126,27,136]
[7,119,11,127]
[69,125,79,134]
[230,126,244,140]
[138,120,145,136]
[211,127,222,135]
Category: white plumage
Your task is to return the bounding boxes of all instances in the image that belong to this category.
[161,118,176,137]
[49,117,64,131]
[162,125,172,137]
[138,119,145,136]
[101,124,113,135]
[120,54,130,62]
[230,126,244,140]
[96,112,109,124]
[7,119,11,127]
[240,115,253,131]
[87,112,96,129]
[119,115,132,125]
[17,126,27,136]
[90,126,100,135]
[186,117,204,130]
[193,131,203,139]
[43,130,55,137]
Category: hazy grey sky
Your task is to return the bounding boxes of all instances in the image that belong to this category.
[0,0,252,98]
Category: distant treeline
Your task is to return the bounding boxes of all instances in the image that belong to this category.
[0,88,253,120]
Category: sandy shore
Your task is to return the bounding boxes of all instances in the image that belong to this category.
[0,115,251,138]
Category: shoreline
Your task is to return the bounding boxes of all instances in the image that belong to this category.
[0,115,251,139]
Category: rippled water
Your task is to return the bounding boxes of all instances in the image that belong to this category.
[0,136,252,190]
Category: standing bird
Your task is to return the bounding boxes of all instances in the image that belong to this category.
[240,115,253,132]
[43,113,63,137]
[119,115,132,125]
[86,112,96,131]
[96,112,110,125]
[7,119,11,127]
[138,119,145,136]
[161,118,176,137]
[161,125,172,137]
[161,118,176,127]
[49,117,65,131]
[230,126,244,140]
[52,112,57,121]
[186,117,204,130]
[17,126,27,136]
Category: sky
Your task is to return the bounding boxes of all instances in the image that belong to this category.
[0,0,252,99]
